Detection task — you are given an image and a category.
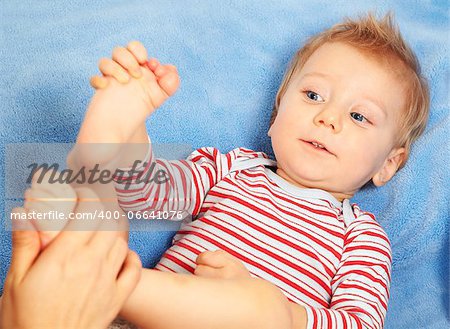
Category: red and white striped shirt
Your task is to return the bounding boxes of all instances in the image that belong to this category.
[114,146,392,329]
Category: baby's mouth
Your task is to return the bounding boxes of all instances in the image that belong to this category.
[311,141,326,149]
[301,139,335,156]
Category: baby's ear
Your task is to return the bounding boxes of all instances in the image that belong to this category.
[372,147,406,187]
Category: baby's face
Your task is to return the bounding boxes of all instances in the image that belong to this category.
[268,42,406,201]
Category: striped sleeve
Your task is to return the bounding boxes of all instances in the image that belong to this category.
[113,143,268,217]
[302,217,392,329]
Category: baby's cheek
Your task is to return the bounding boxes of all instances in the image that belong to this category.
[342,152,378,187]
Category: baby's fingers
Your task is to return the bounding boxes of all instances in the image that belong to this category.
[194,264,219,278]
[146,58,160,71]
[144,60,180,96]
[98,57,130,83]
[158,70,180,97]
[147,60,177,78]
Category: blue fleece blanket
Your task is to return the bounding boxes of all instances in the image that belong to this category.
[1,1,448,328]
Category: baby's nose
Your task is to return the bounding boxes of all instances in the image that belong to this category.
[313,107,343,133]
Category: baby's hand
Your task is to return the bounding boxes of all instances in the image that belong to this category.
[91,40,149,87]
[90,41,180,112]
[194,250,252,280]
[24,169,77,248]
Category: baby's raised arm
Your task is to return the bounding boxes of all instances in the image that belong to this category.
[69,41,180,169]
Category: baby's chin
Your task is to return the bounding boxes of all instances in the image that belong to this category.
[277,169,324,190]
[285,173,359,200]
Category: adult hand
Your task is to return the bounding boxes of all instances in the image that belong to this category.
[0,188,142,329]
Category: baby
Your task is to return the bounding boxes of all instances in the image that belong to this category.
[23,12,429,329]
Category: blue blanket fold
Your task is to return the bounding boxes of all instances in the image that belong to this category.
[1,1,448,328]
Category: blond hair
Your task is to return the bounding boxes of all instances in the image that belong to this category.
[270,12,429,169]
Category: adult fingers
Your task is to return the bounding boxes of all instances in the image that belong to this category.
[106,238,129,277]
[38,230,59,249]
[115,250,142,303]
[127,41,148,64]
[24,187,72,245]
[56,187,103,247]
[90,75,109,89]
[98,57,130,83]
[8,208,41,280]
[111,47,142,79]
[87,207,125,256]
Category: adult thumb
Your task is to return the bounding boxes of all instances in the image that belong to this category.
[9,207,41,279]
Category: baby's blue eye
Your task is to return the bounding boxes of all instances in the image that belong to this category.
[350,112,367,123]
[306,91,323,102]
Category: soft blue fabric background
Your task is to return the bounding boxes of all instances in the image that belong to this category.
[1,1,449,328]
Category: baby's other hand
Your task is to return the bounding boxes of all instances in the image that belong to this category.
[194,250,252,280]
[91,41,148,88]
[91,41,179,96]
[24,169,77,248]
